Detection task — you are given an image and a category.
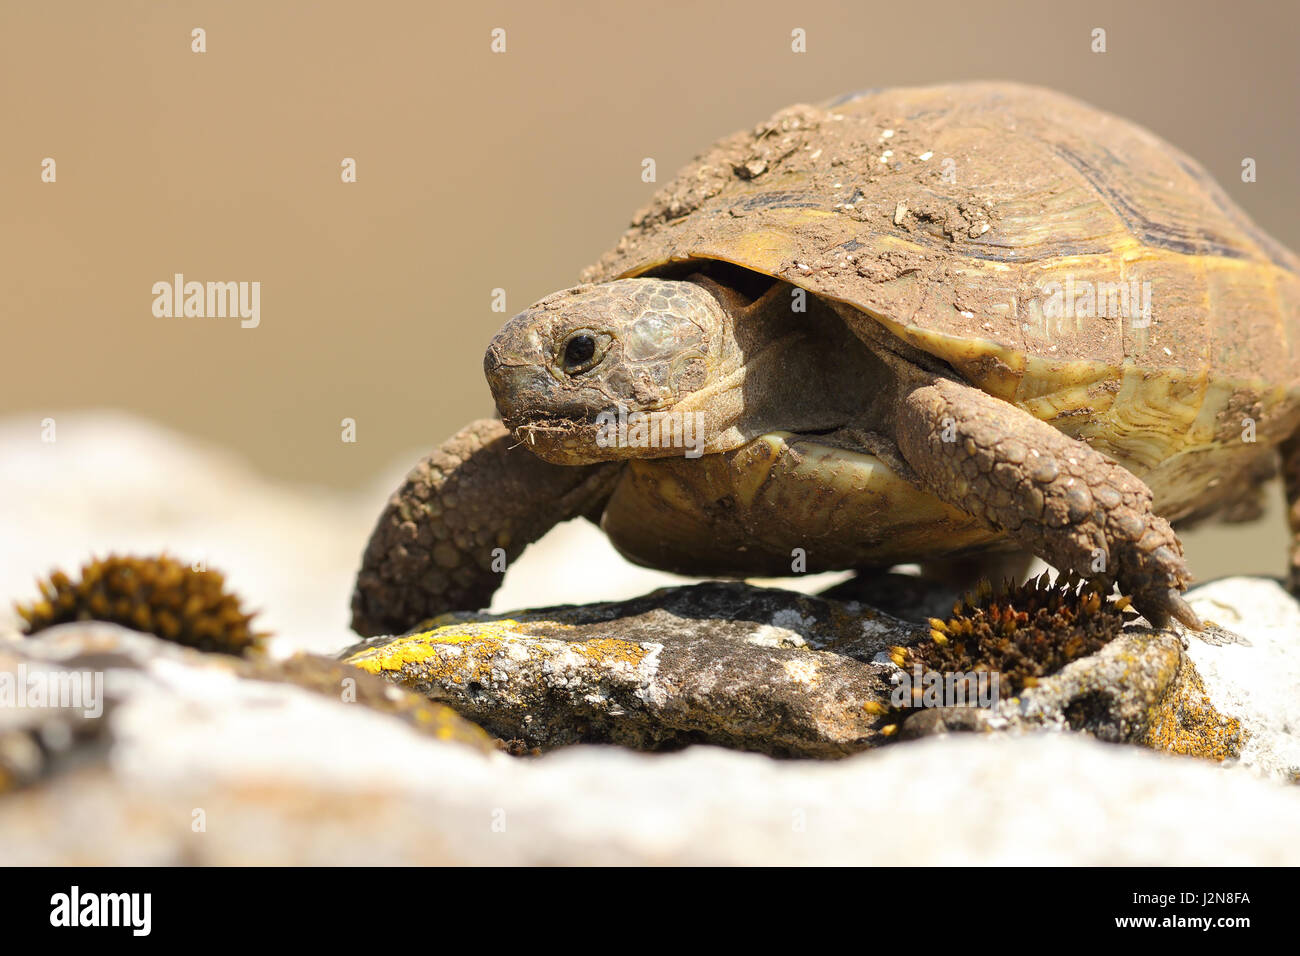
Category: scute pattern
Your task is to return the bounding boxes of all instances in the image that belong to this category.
[584,81,1299,381]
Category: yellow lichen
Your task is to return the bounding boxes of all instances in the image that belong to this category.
[347,620,524,674]
[346,622,651,696]
[1142,659,1246,762]
[572,637,649,670]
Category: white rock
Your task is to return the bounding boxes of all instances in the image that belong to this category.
[1186,577,1300,781]
[6,678,1300,864]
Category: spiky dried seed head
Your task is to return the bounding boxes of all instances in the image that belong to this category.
[15,554,266,656]
[907,570,1131,700]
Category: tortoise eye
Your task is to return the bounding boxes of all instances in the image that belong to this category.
[558,330,609,375]
[565,335,595,366]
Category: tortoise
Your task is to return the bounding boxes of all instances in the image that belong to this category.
[351,81,1300,638]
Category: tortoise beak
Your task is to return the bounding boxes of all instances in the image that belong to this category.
[484,344,547,424]
[485,341,601,430]
[484,338,626,464]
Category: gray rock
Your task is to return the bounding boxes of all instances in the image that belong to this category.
[0,642,114,790]
[343,578,1244,762]
[6,413,1298,864]
[344,582,927,757]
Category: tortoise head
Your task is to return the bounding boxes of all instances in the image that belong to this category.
[484,278,749,465]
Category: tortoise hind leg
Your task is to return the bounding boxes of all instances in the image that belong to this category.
[894,377,1201,630]
[1278,432,1300,595]
[351,419,621,637]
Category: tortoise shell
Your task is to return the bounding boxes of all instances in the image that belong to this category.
[582,81,1300,529]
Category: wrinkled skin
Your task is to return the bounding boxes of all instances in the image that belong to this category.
[352,274,1203,636]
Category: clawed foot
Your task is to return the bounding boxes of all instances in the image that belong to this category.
[1130,586,1201,631]
[896,377,1201,631]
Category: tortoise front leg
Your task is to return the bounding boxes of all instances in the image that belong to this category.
[351,419,621,636]
[895,378,1200,629]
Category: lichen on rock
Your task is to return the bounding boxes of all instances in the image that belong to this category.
[345,582,925,757]
[341,576,1253,763]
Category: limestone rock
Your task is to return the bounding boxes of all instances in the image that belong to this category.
[898,628,1245,764]
[3,729,1299,865]
[343,578,1247,761]
[1,622,493,792]
[1184,577,1300,781]
[345,582,926,757]
[4,587,1299,865]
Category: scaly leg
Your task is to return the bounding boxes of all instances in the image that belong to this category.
[895,377,1200,629]
[351,419,621,636]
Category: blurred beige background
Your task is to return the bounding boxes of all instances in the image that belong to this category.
[2,0,1297,583]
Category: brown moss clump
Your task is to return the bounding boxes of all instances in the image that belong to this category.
[15,554,266,656]
[887,571,1132,703]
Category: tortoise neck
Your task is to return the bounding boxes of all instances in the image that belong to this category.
[677,277,894,453]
